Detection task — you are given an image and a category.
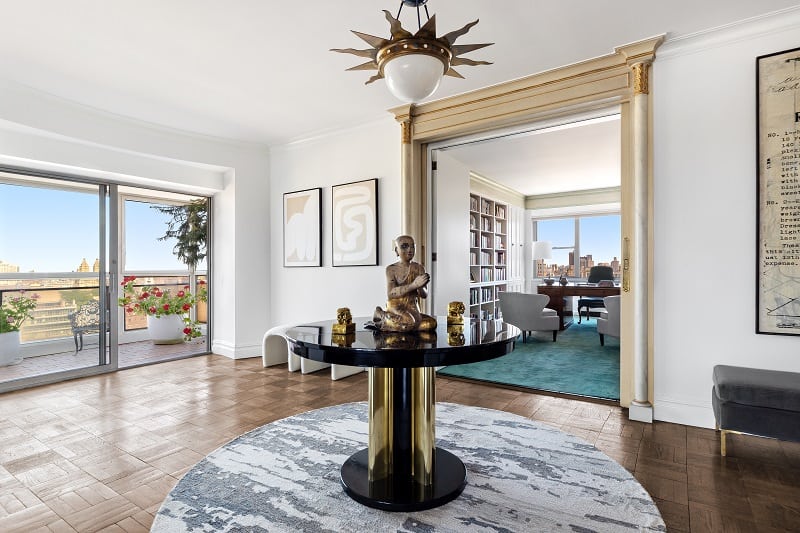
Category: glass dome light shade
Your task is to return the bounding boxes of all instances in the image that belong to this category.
[382,53,447,103]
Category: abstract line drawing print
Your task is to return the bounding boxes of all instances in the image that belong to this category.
[332,179,378,267]
[284,188,321,267]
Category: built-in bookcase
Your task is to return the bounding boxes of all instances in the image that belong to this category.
[469,193,508,320]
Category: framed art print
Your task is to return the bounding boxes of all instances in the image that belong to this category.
[332,178,379,267]
[756,46,800,334]
[283,187,322,267]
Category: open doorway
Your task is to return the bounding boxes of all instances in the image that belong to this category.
[429,110,622,401]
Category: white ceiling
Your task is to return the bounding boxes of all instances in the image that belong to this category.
[442,115,621,196]
[1,0,797,148]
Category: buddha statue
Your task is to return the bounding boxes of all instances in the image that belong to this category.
[370,235,437,332]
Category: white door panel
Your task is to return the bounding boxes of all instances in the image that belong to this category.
[431,151,470,316]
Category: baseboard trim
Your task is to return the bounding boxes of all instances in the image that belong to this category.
[211,340,261,359]
[654,398,715,429]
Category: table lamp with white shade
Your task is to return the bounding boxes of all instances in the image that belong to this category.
[533,241,554,285]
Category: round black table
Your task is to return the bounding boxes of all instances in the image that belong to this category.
[284,317,519,512]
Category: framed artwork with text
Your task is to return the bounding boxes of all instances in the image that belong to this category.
[756,46,800,334]
[332,178,379,267]
[283,187,322,267]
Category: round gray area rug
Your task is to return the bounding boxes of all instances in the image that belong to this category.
[152,402,665,532]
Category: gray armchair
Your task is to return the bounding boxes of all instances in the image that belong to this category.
[499,292,559,342]
[596,295,620,346]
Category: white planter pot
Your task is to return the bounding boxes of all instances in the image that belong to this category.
[0,331,23,366]
[147,315,185,345]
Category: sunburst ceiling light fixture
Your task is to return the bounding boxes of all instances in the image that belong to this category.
[331,0,493,103]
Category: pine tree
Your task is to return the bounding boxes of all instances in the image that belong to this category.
[151,199,207,273]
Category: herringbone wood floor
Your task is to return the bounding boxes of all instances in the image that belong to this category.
[0,355,798,532]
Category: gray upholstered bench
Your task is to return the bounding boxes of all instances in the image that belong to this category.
[712,364,800,456]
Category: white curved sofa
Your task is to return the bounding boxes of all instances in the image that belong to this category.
[261,324,363,380]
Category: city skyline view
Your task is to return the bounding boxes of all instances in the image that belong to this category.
[536,214,621,278]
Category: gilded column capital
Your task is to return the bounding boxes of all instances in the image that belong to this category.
[400,120,412,144]
[631,62,650,95]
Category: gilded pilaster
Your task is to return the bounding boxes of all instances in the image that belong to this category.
[401,120,412,144]
[392,104,418,236]
[632,62,649,95]
[628,59,653,422]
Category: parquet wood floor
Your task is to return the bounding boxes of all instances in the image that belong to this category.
[1,355,798,532]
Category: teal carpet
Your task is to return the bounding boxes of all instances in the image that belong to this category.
[438,317,620,400]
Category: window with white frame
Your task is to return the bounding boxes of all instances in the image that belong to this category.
[534,214,620,280]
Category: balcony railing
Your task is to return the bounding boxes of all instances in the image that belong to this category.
[0,272,207,355]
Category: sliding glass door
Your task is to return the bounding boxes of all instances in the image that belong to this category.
[0,171,211,392]
[0,172,115,390]
[118,188,210,365]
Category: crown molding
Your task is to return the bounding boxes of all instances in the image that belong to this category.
[469,172,525,204]
[525,186,621,210]
[0,79,269,152]
[657,6,800,60]
[272,115,394,151]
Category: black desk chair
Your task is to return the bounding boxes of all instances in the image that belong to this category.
[577,266,614,323]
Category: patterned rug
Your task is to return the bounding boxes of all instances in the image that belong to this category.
[152,402,664,532]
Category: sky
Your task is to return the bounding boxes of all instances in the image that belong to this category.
[0,183,200,273]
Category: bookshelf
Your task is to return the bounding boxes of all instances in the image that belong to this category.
[469,193,508,320]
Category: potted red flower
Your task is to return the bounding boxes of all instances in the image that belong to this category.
[118,276,207,344]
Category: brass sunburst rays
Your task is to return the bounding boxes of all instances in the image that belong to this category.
[331,7,493,88]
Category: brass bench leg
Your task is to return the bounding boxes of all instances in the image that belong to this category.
[718,429,745,456]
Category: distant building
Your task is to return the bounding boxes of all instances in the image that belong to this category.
[611,257,620,279]
[77,258,90,272]
[539,253,621,280]
[0,260,19,273]
[22,301,76,343]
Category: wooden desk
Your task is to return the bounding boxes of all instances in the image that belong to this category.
[537,284,621,330]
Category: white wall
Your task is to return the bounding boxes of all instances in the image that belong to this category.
[0,81,270,359]
[653,9,800,427]
[269,119,401,327]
